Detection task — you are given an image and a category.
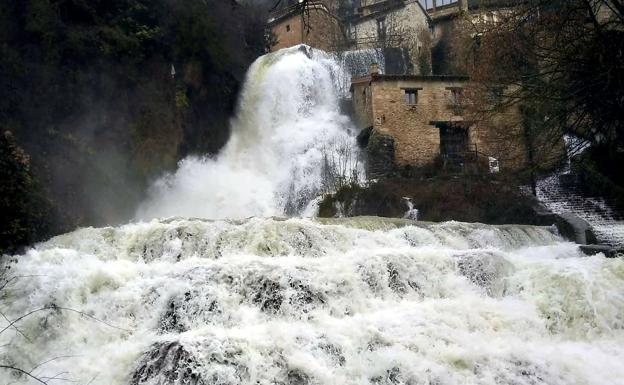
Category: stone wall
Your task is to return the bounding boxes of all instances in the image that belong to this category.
[348,0,431,74]
[305,6,345,51]
[270,4,344,52]
[271,14,305,52]
[370,75,468,166]
[351,76,374,129]
[352,74,530,171]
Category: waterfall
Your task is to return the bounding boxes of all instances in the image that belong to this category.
[534,136,624,248]
[136,45,363,220]
[3,47,624,385]
[2,218,624,385]
[330,48,386,96]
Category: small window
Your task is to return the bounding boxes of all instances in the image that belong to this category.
[377,18,386,39]
[448,88,463,104]
[286,24,291,32]
[447,87,464,115]
[405,89,418,105]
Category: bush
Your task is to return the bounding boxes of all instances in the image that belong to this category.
[0,131,52,255]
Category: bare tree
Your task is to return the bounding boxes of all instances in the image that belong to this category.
[0,264,131,384]
[455,0,624,184]
[321,138,363,194]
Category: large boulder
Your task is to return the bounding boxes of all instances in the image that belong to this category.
[554,212,598,244]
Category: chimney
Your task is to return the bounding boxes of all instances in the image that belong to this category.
[370,63,379,75]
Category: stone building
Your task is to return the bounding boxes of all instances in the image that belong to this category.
[268,1,435,74]
[426,0,523,74]
[268,1,344,52]
[343,0,433,74]
[351,65,529,174]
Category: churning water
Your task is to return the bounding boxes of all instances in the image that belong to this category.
[3,47,624,385]
[2,218,624,385]
[136,45,362,220]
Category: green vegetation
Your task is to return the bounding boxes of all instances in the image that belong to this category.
[0,132,53,255]
[318,176,544,225]
[0,0,269,253]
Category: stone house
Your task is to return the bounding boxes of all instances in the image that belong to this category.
[343,0,433,74]
[268,1,344,52]
[351,65,530,174]
[268,1,435,74]
[424,0,519,74]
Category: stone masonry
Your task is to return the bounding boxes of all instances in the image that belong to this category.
[269,2,344,52]
[351,69,529,171]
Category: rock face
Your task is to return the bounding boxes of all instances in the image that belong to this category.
[366,130,396,179]
[555,212,598,245]
[131,342,205,385]
[579,244,618,258]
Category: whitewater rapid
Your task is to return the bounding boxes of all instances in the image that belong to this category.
[136,45,362,220]
[2,218,624,385]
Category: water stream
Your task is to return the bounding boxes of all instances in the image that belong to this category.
[2,218,624,384]
[2,47,624,385]
[136,45,362,220]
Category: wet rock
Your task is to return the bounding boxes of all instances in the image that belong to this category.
[318,342,346,366]
[131,342,205,385]
[555,212,598,244]
[579,244,617,258]
[286,368,310,385]
[371,367,403,385]
[288,279,326,313]
[160,291,221,333]
[456,252,512,296]
[252,279,284,313]
[387,263,408,295]
[367,130,396,179]
[493,360,548,385]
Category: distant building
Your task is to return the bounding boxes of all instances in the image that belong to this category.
[267,0,559,175]
[268,1,344,52]
[268,0,434,75]
[351,65,530,174]
[344,0,431,48]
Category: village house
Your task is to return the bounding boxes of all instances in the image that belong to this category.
[268,1,344,52]
[268,0,434,75]
[351,64,529,174]
[267,0,545,176]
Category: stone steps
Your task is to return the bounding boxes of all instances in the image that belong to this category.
[534,173,624,249]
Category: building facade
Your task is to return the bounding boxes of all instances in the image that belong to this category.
[351,66,529,172]
[268,1,344,52]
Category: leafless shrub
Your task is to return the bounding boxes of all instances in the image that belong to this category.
[320,138,363,194]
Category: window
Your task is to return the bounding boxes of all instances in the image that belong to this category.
[286,24,291,32]
[446,87,464,115]
[377,18,386,40]
[405,89,418,105]
[447,87,463,104]
[439,123,469,168]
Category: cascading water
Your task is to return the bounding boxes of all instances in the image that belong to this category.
[136,45,362,220]
[2,218,624,385]
[533,136,624,248]
[3,48,624,385]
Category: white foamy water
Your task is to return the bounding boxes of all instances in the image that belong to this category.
[533,136,624,248]
[1,218,624,385]
[4,48,624,385]
[136,45,362,220]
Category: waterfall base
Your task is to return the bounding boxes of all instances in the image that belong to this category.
[2,217,624,385]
